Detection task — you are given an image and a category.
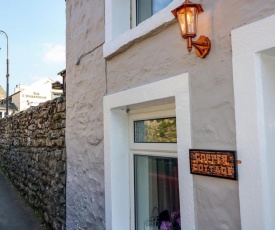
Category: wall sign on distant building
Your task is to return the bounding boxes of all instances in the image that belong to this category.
[24,94,47,99]
[189,149,238,180]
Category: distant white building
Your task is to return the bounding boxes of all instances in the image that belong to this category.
[0,78,63,116]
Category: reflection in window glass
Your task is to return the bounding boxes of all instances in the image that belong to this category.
[134,155,181,230]
[152,0,172,14]
[134,117,177,143]
[137,0,172,25]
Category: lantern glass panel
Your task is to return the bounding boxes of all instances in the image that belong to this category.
[187,7,197,34]
[177,6,198,38]
[177,8,187,37]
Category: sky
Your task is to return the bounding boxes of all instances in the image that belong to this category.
[0,0,66,95]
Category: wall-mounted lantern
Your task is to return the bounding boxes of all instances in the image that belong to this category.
[172,0,211,58]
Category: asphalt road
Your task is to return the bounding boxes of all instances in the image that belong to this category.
[0,171,46,230]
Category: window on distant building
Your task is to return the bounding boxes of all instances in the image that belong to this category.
[136,0,172,25]
[0,112,2,118]
[52,93,61,99]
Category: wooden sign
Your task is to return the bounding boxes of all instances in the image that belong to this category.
[189,149,237,180]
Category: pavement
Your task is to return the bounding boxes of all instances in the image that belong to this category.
[0,171,46,230]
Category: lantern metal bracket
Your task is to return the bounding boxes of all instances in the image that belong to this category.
[192,35,211,58]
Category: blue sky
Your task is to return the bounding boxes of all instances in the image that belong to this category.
[0,0,66,94]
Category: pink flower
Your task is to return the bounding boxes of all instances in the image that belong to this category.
[160,221,171,230]
[176,217,181,226]
[171,210,180,218]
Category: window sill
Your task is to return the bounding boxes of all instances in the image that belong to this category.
[103,1,180,60]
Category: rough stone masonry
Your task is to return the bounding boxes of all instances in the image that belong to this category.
[0,96,66,230]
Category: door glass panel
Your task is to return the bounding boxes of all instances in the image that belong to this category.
[134,155,181,230]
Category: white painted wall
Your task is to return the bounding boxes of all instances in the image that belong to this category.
[66,0,106,228]
[260,52,275,228]
[232,14,275,230]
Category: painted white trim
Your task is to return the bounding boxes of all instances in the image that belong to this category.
[130,0,137,29]
[104,0,182,59]
[232,14,275,230]
[104,73,194,230]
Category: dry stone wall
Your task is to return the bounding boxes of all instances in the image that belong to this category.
[0,96,66,230]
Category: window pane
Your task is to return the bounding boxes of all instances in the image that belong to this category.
[137,0,152,25]
[53,94,61,99]
[134,155,181,230]
[134,117,177,143]
[137,0,172,25]
[152,0,172,15]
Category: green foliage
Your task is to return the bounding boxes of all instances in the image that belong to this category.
[0,165,8,175]
[54,114,62,123]
[145,118,177,142]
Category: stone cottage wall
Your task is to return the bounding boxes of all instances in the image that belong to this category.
[66,0,106,229]
[0,96,66,230]
[66,0,275,229]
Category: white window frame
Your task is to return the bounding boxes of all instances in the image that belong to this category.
[104,73,195,230]
[131,0,137,29]
[232,13,275,230]
[104,0,182,59]
[128,106,178,229]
